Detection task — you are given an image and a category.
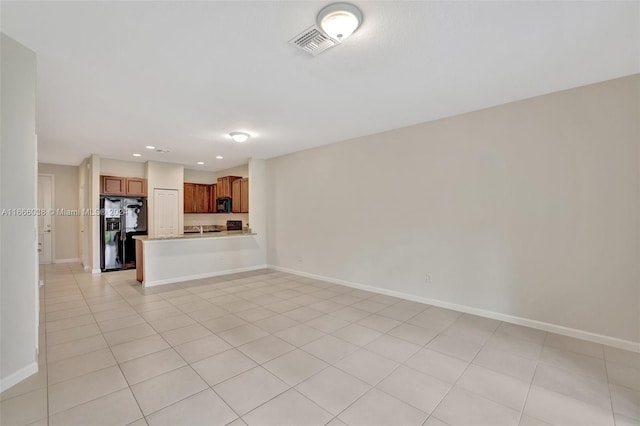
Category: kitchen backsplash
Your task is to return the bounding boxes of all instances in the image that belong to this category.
[184,213,249,227]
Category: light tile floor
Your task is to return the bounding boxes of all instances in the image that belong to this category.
[1,263,639,426]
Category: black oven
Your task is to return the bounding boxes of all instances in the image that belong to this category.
[216,197,232,213]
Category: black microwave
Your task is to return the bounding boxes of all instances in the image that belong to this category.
[216,197,232,213]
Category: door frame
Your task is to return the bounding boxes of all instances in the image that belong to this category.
[38,173,55,264]
[79,161,91,270]
[153,188,179,237]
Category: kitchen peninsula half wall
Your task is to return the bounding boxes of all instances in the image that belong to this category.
[134,231,262,287]
[133,158,268,287]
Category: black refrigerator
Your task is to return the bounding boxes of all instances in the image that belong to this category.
[100,196,147,272]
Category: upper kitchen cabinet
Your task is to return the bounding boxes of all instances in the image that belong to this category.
[125,178,146,196]
[195,184,210,213]
[210,184,218,213]
[184,183,196,213]
[241,178,248,213]
[101,176,125,195]
[184,182,212,213]
[217,176,242,198]
[101,175,147,196]
[232,177,249,213]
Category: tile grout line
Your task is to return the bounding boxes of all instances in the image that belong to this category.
[514,334,544,426]
[603,349,619,425]
[36,266,632,426]
[309,304,462,424]
[127,272,359,423]
[66,267,148,425]
[406,317,516,425]
[112,271,259,424]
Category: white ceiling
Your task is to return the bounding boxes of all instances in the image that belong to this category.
[2,1,638,171]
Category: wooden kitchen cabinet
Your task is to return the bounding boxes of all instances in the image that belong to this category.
[101,176,147,196]
[184,183,214,213]
[217,176,242,198]
[195,184,210,213]
[241,178,249,213]
[125,178,146,196]
[232,177,249,213]
[101,176,126,195]
[232,179,242,213]
[184,183,196,213]
[210,184,218,213]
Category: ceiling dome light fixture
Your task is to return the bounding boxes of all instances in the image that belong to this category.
[317,2,363,41]
[229,132,250,143]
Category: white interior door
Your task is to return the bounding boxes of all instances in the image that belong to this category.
[38,175,53,264]
[154,189,179,237]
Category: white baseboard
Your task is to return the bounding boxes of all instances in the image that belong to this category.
[53,258,80,264]
[269,265,640,353]
[0,362,38,393]
[144,264,269,287]
[91,268,101,274]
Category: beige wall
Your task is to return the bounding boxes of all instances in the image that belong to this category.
[100,158,145,178]
[146,161,184,237]
[1,33,38,390]
[266,74,640,346]
[183,164,249,183]
[38,163,79,261]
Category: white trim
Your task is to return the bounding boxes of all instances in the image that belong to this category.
[144,264,268,287]
[268,265,640,353]
[37,173,55,263]
[53,258,80,264]
[91,268,101,274]
[0,362,38,393]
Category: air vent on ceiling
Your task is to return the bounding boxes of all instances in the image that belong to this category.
[289,25,339,56]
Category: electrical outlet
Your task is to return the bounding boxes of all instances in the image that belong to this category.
[425,273,432,284]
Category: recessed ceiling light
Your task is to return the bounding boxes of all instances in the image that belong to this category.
[317,2,363,41]
[197,161,204,165]
[216,155,223,159]
[229,132,250,143]
[145,145,155,150]
[132,153,142,157]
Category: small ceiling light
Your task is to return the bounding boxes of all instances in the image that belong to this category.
[216,155,224,159]
[317,2,363,41]
[132,153,142,157]
[229,132,250,143]
[145,145,155,150]
[197,161,204,165]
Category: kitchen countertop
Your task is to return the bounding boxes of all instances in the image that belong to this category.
[133,231,256,241]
